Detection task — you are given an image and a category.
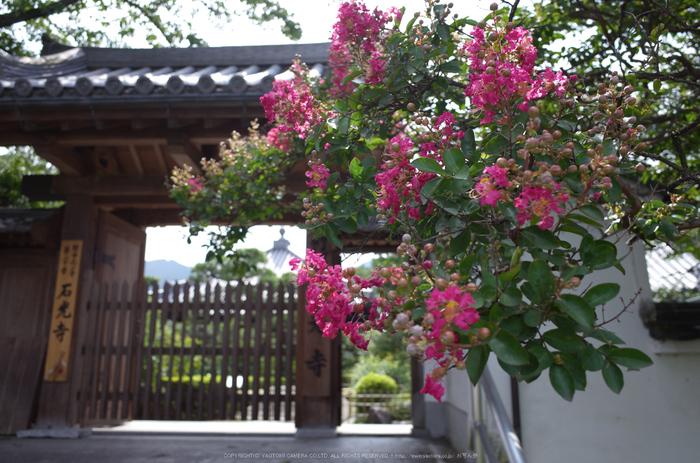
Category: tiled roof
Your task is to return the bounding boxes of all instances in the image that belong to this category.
[646,243,700,291]
[0,208,61,233]
[0,42,329,103]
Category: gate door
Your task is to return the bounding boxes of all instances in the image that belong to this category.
[73,280,297,424]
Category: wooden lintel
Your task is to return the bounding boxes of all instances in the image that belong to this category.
[0,106,263,123]
[22,174,170,199]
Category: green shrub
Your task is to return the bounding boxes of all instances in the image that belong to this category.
[354,372,398,394]
[348,355,410,391]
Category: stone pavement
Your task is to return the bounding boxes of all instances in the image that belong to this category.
[0,422,476,463]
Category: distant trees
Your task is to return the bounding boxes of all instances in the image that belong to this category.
[0,0,301,56]
[188,248,294,284]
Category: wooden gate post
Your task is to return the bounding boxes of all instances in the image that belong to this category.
[33,195,99,433]
[295,237,341,436]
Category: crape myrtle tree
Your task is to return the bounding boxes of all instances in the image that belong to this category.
[170,0,699,402]
[0,0,300,55]
[515,0,700,259]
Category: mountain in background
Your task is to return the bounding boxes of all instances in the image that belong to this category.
[144,259,192,283]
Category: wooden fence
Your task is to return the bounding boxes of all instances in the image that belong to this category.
[72,280,297,425]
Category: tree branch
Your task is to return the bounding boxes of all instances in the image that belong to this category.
[0,0,81,28]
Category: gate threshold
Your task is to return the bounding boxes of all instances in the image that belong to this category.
[92,421,413,437]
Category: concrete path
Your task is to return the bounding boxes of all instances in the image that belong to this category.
[1,422,476,463]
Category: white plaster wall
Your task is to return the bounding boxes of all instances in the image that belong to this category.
[439,239,700,462]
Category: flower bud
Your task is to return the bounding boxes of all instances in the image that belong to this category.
[411,276,422,286]
[445,259,456,269]
[623,85,634,94]
[496,157,508,168]
[392,142,401,152]
[440,330,455,345]
[478,327,491,340]
[636,163,646,172]
[490,2,499,10]
[423,243,434,253]
[387,290,398,301]
[528,106,540,118]
[407,102,416,111]
[406,343,421,355]
[436,278,448,290]
[402,233,412,243]
[465,282,478,293]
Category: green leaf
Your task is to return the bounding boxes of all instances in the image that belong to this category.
[461,129,476,160]
[349,158,363,180]
[324,223,344,248]
[602,360,624,394]
[436,22,451,42]
[521,227,560,250]
[584,283,620,307]
[341,70,362,86]
[484,135,505,155]
[581,344,605,371]
[550,364,575,401]
[338,217,357,234]
[498,263,521,282]
[579,205,604,221]
[420,177,442,204]
[500,285,523,308]
[609,348,653,370]
[411,158,444,174]
[489,330,529,366]
[557,294,595,329]
[528,259,555,302]
[467,345,489,385]
[450,229,471,255]
[543,329,584,354]
[338,116,351,135]
[443,148,465,174]
[586,328,626,345]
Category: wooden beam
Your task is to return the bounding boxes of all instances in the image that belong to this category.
[127,146,145,175]
[33,143,88,176]
[152,144,168,173]
[167,132,203,174]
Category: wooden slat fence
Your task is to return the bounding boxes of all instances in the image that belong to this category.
[73,280,297,425]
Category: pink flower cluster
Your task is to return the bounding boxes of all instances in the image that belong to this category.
[306,164,331,189]
[266,127,292,151]
[419,286,479,401]
[476,165,510,206]
[464,25,573,124]
[515,185,569,230]
[329,1,401,91]
[290,250,385,349]
[376,113,464,222]
[187,178,203,193]
[260,77,326,139]
[375,136,435,222]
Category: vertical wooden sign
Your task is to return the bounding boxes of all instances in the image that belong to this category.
[44,240,83,382]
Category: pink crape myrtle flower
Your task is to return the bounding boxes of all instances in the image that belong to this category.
[425,286,479,339]
[290,249,386,349]
[187,178,203,193]
[306,164,331,189]
[328,1,401,92]
[475,166,511,206]
[514,184,570,229]
[420,374,445,402]
[260,73,328,139]
[463,25,575,124]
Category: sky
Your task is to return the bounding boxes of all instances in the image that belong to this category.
[144,0,492,268]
